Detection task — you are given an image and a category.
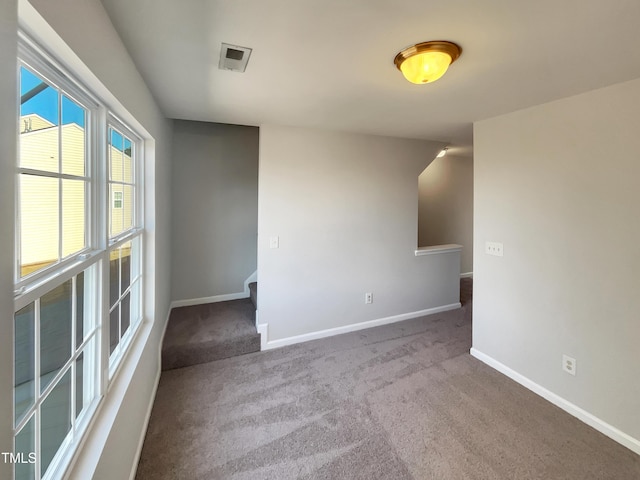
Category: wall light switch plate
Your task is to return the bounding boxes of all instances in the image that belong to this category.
[485,241,504,257]
[269,236,279,249]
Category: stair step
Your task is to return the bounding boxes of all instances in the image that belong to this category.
[162,298,260,371]
[249,281,257,309]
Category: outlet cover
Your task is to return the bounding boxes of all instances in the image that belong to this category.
[562,354,576,376]
[485,241,504,257]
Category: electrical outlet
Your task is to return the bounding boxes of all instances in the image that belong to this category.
[562,354,576,376]
[485,241,504,257]
[365,292,373,304]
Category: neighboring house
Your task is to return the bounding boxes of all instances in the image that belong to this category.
[18,114,133,276]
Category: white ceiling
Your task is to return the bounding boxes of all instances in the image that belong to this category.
[101,0,640,156]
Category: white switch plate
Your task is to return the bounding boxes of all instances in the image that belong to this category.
[365,292,373,304]
[269,236,279,249]
[485,241,504,257]
[562,355,576,376]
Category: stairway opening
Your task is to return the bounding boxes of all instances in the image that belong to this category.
[161,298,260,371]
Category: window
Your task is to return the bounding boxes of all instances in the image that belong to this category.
[14,267,98,480]
[112,191,123,209]
[107,120,143,370]
[18,65,89,279]
[14,37,144,480]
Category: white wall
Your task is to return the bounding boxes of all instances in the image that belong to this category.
[171,121,258,302]
[258,125,460,344]
[473,77,640,449]
[19,0,173,478]
[418,154,474,273]
[0,2,18,479]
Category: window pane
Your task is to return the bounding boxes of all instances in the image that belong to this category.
[61,95,86,176]
[20,174,59,277]
[40,280,72,393]
[40,369,72,477]
[62,179,86,258]
[75,352,84,419]
[109,184,124,237]
[110,307,119,355]
[120,241,131,295]
[109,249,120,307]
[109,129,123,181]
[20,66,59,173]
[15,303,35,426]
[121,293,130,338]
[123,185,133,231]
[123,137,132,183]
[15,414,35,480]
[75,271,84,348]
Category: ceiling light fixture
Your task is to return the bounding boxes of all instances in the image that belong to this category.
[436,147,448,158]
[394,41,461,84]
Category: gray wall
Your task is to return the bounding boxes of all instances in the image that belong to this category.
[171,121,259,301]
[258,125,459,342]
[474,77,640,444]
[418,155,474,274]
[0,2,18,478]
[21,0,173,478]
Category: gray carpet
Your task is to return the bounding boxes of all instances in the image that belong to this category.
[140,285,639,479]
[162,299,260,371]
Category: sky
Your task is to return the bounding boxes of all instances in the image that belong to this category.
[21,66,85,128]
[20,66,131,152]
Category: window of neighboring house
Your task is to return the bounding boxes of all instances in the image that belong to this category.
[112,191,123,209]
[14,36,144,480]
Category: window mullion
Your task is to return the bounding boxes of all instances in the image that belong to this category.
[58,90,63,265]
[98,109,110,396]
[58,177,63,263]
[34,297,41,479]
[18,168,89,182]
[101,258,110,391]
[71,275,77,438]
[15,172,22,285]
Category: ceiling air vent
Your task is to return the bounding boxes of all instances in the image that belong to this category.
[219,43,252,72]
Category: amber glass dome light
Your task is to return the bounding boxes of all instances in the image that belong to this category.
[394,41,461,84]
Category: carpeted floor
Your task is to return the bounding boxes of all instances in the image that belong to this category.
[138,284,639,479]
[161,299,260,370]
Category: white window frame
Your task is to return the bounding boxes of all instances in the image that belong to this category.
[14,33,146,480]
[15,41,99,293]
[105,116,144,377]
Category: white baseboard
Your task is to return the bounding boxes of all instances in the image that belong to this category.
[260,303,461,350]
[171,271,257,309]
[127,359,161,480]
[470,348,640,456]
[128,307,171,480]
[256,321,268,351]
[460,272,473,278]
[170,291,248,309]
